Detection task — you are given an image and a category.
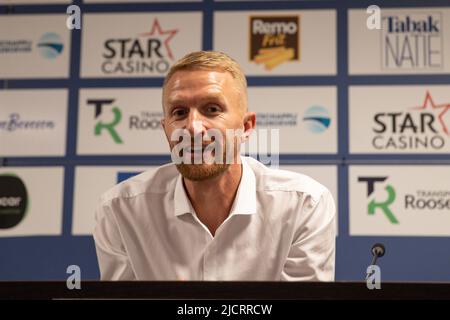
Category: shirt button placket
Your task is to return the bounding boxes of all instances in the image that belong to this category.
[203,230,215,281]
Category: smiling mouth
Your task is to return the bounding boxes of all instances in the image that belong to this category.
[184,146,206,154]
[183,144,220,157]
[187,149,203,154]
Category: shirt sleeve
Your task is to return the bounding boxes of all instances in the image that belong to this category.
[93,201,137,281]
[280,189,336,281]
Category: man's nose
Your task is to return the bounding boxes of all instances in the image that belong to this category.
[185,109,206,136]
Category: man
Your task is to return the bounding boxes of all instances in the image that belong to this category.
[93,51,336,281]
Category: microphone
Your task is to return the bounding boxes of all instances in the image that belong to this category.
[365,243,385,280]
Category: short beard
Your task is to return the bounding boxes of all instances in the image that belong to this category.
[175,163,230,181]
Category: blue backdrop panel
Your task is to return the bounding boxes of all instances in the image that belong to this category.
[1,0,450,281]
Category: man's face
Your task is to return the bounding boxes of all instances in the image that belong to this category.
[162,69,247,181]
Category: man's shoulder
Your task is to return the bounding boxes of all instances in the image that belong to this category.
[245,157,329,203]
[98,162,179,205]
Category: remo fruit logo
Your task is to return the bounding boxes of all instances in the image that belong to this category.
[249,16,300,70]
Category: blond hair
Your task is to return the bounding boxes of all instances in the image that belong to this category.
[163,51,248,111]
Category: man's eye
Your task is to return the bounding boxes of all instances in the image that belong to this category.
[206,105,221,113]
[172,109,187,117]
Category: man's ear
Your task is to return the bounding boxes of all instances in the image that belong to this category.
[241,112,256,142]
[160,118,171,145]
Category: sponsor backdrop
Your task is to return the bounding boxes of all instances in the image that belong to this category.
[0,0,449,281]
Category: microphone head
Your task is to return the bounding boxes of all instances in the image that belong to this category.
[371,243,385,257]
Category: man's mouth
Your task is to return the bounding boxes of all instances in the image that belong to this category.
[185,145,207,154]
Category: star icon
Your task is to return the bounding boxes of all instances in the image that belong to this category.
[410,91,450,135]
[140,18,178,60]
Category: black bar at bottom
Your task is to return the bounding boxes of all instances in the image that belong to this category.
[0,281,449,300]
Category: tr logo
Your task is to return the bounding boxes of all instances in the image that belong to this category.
[358,176,398,224]
[87,99,123,144]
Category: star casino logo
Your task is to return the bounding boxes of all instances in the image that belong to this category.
[101,18,178,75]
[372,91,450,151]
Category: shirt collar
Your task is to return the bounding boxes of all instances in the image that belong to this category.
[173,157,257,217]
[229,157,257,216]
[174,173,195,217]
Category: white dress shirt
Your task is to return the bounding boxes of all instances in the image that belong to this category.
[93,156,336,281]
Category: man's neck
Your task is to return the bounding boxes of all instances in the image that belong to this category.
[183,163,243,236]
